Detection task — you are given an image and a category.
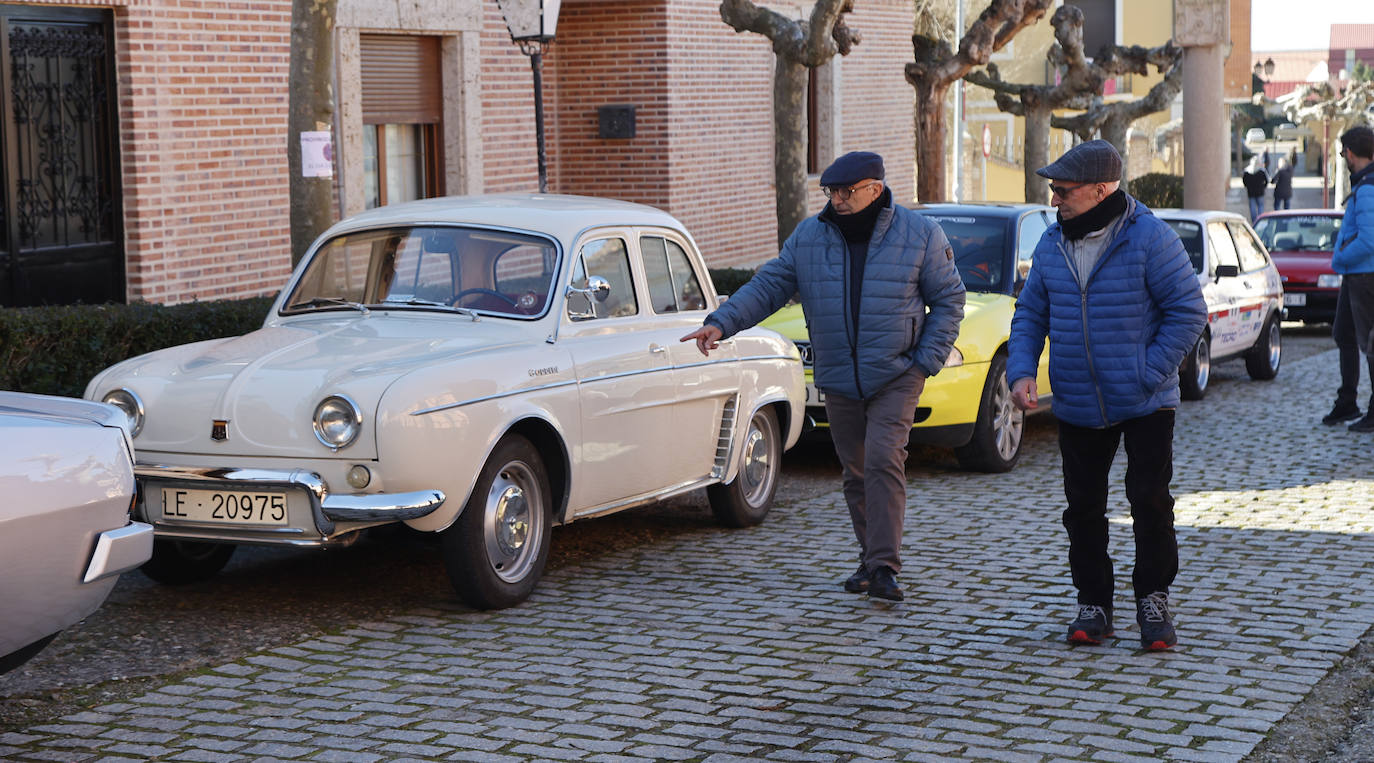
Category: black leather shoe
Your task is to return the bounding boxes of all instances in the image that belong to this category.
[1350,414,1374,432]
[843,565,871,593]
[867,566,903,601]
[1324,402,1362,425]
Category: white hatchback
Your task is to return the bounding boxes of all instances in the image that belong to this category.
[1154,209,1285,399]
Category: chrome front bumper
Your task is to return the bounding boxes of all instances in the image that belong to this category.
[134,464,445,547]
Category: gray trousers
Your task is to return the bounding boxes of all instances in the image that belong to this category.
[823,364,926,574]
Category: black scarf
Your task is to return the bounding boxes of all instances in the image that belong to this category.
[826,187,890,242]
[1059,189,1128,241]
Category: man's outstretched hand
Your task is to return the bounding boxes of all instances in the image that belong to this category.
[1011,377,1038,410]
[681,324,723,356]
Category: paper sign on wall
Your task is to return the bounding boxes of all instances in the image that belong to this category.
[301,131,333,178]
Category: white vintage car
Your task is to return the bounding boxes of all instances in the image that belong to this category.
[0,392,153,674]
[85,195,804,610]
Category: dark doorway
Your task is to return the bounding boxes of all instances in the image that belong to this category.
[0,5,123,306]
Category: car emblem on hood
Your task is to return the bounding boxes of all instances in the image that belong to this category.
[211,419,229,441]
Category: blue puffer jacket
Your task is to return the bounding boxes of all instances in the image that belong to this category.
[1006,195,1206,428]
[706,200,965,400]
[1333,166,1374,275]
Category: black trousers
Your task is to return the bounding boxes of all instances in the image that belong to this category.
[1333,276,1374,410]
[1057,409,1178,608]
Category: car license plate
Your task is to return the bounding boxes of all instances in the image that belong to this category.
[1284,293,1306,306]
[160,487,289,526]
[805,384,825,405]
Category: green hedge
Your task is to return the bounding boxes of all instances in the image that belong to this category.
[1127,173,1185,210]
[708,267,758,296]
[0,297,275,398]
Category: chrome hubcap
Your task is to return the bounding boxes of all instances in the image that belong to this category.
[483,461,541,583]
[1195,340,1210,389]
[738,412,777,506]
[1267,323,1281,370]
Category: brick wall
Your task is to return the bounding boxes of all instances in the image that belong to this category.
[115,0,294,305]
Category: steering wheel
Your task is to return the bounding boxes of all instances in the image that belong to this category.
[451,288,519,308]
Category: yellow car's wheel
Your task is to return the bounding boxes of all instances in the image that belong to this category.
[954,353,1024,473]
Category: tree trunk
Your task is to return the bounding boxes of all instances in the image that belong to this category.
[288,0,337,266]
[914,79,948,203]
[774,57,809,247]
[1023,102,1052,204]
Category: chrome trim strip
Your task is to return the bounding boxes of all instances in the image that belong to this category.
[82,522,154,583]
[410,379,578,416]
[568,476,717,521]
[322,490,445,521]
[151,527,364,548]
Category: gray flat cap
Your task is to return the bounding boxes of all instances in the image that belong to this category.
[1035,139,1122,183]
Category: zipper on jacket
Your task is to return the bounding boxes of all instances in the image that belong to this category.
[1057,237,1111,426]
[822,217,865,399]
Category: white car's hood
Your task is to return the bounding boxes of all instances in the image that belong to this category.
[91,314,534,459]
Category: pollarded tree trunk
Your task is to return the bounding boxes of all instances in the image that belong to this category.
[912,78,948,204]
[774,57,809,249]
[288,0,337,266]
[720,0,860,247]
[1023,101,1052,204]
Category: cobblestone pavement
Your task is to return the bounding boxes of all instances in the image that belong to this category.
[2,345,1372,762]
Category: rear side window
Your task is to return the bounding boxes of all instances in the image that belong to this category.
[641,235,706,313]
[1228,222,1270,273]
[1165,220,1204,274]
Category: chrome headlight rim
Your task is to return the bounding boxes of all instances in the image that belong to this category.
[101,388,145,438]
[313,394,363,451]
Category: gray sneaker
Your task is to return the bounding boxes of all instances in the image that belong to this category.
[1137,592,1177,651]
[1067,604,1113,644]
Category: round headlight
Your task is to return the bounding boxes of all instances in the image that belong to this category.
[313,395,362,450]
[101,388,145,437]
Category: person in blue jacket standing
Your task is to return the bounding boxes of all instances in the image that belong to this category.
[1006,140,1206,651]
[1326,126,1374,432]
[681,151,965,603]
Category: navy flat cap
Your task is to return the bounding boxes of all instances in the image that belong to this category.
[820,151,885,187]
[1035,139,1122,183]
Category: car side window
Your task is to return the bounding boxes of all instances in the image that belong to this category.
[1228,222,1270,273]
[1017,211,1049,279]
[641,235,706,313]
[1206,222,1240,276]
[568,237,638,321]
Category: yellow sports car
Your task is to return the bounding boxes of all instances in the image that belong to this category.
[760,203,1055,472]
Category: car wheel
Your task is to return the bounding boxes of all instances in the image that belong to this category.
[140,539,235,585]
[442,434,551,610]
[707,405,780,528]
[954,353,1024,473]
[1179,333,1210,401]
[1245,313,1282,380]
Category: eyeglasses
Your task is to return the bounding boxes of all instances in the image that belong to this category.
[1049,182,1085,198]
[822,181,879,201]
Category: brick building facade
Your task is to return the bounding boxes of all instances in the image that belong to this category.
[1,0,914,306]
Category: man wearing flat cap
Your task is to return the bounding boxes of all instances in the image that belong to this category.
[682,151,965,603]
[1006,139,1205,650]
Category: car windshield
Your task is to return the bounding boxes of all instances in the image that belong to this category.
[283,226,560,318]
[922,215,1007,292]
[1165,219,1205,273]
[1253,215,1341,252]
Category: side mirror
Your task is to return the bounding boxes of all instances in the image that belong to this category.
[1215,264,1239,279]
[565,275,612,320]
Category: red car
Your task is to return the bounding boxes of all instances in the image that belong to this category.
[1253,209,1344,324]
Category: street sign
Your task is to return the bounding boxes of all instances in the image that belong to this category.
[982,124,991,159]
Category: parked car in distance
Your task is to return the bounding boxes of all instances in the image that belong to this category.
[1244,127,1268,145]
[86,194,804,610]
[1154,209,1285,400]
[1253,209,1343,324]
[0,392,153,674]
[760,203,1056,473]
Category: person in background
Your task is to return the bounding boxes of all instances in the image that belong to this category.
[1007,140,1206,651]
[680,151,965,603]
[1272,157,1293,211]
[1242,156,1269,222]
[1326,126,1374,432]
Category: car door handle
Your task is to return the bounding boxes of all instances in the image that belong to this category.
[649,344,667,353]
